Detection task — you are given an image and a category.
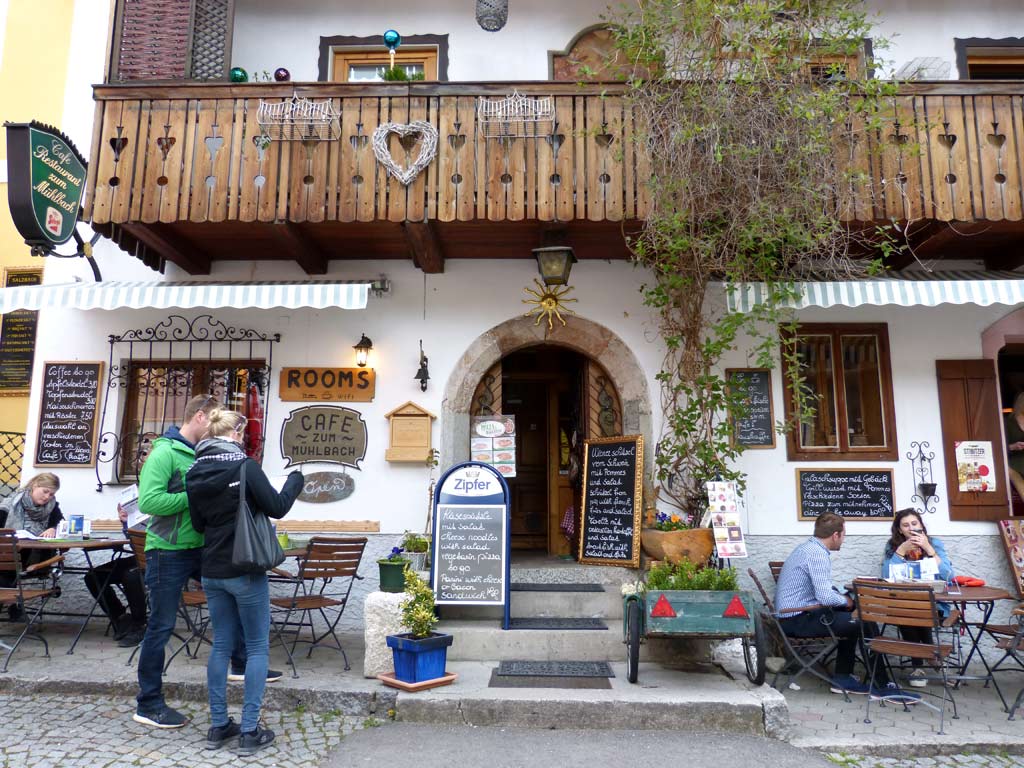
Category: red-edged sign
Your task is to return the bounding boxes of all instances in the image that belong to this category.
[722,593,749,618]
[650,593,676,618]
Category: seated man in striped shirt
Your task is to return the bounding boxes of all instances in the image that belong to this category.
[775,512,917,701]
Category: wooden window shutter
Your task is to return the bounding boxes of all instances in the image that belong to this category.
[936,359,1009,521]
[110,0,235,82]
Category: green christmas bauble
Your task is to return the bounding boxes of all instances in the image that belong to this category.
[229,67,248,83]
[383,29,401,51]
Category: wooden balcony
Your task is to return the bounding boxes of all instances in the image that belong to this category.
[83,81,1024,275]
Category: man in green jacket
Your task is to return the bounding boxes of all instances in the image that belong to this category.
[133,394,280,729]
[133,394,213,728]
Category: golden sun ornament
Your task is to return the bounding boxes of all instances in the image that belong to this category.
[522,279,578,329]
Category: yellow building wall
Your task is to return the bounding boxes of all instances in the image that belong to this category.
[0,1,76,437]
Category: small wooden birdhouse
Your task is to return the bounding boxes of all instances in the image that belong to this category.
[384,401,436,462]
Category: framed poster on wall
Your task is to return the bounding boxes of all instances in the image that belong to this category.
[0,267,42,395]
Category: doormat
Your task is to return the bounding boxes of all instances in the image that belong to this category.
[509,617,607,630]
[487,669,612,690]
[511,583,604,592]
[498,660,614,677]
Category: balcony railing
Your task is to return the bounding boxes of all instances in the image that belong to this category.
[83,81,1024,230]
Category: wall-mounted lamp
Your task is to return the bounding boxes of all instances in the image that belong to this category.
[532,245,577,286]
[354,333,373,367]
[414,340,430,392]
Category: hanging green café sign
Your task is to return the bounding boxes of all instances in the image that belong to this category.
[5,121,87,250]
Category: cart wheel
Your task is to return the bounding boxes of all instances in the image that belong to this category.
[743,611,767,686]
[626,599,641,684]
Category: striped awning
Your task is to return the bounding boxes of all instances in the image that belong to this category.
[0,279,377,314]
[726,271,1024,313]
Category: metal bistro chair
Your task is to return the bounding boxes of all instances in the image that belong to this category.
[992,605,1024,719]
[271,536,366,678]
[0,529,65,672]
[748,568,842,693]
[125,528,207,671]
[853,579,960,734]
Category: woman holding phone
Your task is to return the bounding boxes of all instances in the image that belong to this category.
[880,508,954,688]
[186,409,302,755]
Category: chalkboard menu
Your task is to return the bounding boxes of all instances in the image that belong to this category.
[796,468,895,520]
[434,504,507,604]
[0,268,41,393]
[34,361,105,467]
[579,435,643,567]
[726,368,775,449]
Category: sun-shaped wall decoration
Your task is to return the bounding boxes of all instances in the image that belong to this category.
[522,279,578,329]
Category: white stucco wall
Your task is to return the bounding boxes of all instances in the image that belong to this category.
[230,0,1024,83]
[25,256,661,532]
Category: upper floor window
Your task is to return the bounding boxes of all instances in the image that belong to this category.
[318,34,449,82]
[780,323,898,461]
[956,38,1024,80]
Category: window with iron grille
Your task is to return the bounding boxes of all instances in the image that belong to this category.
[97,314,278,490]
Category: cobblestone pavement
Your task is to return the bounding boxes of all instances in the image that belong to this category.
[0,693,376,768]
[825,753,1024,767]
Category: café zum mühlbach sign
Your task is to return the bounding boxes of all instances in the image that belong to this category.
[5,122,87,251]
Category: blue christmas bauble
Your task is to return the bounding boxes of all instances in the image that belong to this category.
[229,67,248,83]
[383,29,401,51]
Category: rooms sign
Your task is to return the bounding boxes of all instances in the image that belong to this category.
[279,367,375,402]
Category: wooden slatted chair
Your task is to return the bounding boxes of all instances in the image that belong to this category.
[271,536,366,678]
[852,580,960,734]
[768,561,785,582]
[748,568,842,693]
[0,529,64,672]
[125,527,206,671]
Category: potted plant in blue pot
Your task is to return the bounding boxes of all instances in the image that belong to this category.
[385,569,454,687]
[378,546,411,593]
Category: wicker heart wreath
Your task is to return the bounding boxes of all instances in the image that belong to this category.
[371,121,439,186]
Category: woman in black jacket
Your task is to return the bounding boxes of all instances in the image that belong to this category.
[186,409,302,755]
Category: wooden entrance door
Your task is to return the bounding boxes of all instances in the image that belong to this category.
[504,380,549,550]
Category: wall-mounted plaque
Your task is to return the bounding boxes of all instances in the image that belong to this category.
[279,367,375,402]
[796,468,895,520]
[298,470,356,503]
[578,434,643,567]
[385,401,435,462]
[34,361,104,467]
[280,405,367,469]
[0,267,42,394]
[726,368,775,449]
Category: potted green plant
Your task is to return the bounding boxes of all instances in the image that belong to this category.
[385,569,453,685]
[377,546,411,593]
[401,530,429,572]
[381,66,426,81]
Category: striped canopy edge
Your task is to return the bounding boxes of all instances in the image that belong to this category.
[725,271,1024,313]
[0,279,373,313]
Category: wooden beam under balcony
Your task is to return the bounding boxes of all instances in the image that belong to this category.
[273,222,328,275]
[403,221,445,274]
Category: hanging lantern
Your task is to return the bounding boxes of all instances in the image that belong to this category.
[475,0,508,32]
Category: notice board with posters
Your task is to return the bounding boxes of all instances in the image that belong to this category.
[34,361,104,467]
[0,267,42,394]
[796,468,894,520]
[578,435,643,567]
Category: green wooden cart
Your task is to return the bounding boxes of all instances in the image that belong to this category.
[623,589,766,684]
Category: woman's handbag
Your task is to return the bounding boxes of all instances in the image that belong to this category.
[231,460,285,572]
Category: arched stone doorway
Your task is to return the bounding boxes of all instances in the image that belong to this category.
[441,315,653,556]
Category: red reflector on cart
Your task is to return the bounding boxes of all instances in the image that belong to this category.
[651,594,676,618]
[723,594,748,618]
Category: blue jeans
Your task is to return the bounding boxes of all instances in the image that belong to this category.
[203,573,270,732]
[136,548,203,713]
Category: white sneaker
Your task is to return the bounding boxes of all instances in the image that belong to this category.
[908,668,928,688]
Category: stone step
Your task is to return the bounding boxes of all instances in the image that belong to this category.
[440,586,623,621]
[440,619,625,661]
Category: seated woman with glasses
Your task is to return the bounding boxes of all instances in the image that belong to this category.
[0,472,65,619]
[881,507,954,688]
